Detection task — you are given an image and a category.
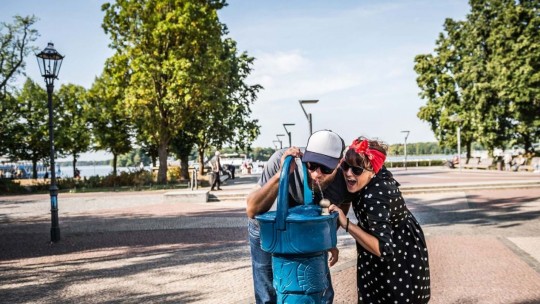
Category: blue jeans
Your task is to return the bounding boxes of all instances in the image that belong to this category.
[248,219,334,303]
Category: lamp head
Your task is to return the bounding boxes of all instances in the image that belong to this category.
[36,42,64,85]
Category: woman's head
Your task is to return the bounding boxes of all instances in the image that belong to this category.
[341,137,388,193]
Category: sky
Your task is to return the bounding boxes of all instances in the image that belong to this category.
[1,0,471,160]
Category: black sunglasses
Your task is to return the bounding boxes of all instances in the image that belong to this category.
[306,162,334,174]
[340,161,365,176]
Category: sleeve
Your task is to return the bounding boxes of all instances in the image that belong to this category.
[258,149,284,187]
[362,185,395,260]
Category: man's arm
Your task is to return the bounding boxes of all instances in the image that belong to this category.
[246,147,302,219]
[246,173,281,218]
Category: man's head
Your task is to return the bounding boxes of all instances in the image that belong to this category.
[302,130,345,191]
[215,151,220,156]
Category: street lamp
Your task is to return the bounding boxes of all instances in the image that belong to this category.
[401,130,410,170]
[36,42,64,243]
[299,99,319,135]
[276,134,285,149]
[283,123,295,148]
[450,114,462,171]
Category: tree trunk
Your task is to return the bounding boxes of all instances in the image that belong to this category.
[466,141,472,163]
[157,141,168,184]
[523,133,532,154]
[198,149,205,176]
[112,154,118,177]
[72,157,77,177]
[32,158,38,179]
[180,155,189,180]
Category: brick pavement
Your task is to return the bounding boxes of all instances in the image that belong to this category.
[1,169,540,303]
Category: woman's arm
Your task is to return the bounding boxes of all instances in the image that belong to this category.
[329,204,381,256]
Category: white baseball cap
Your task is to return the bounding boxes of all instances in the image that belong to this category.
[302,130,345,169]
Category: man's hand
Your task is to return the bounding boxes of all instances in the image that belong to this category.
[328,247,339,267]
[280,147,302,175]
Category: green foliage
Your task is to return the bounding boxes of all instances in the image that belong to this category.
[102,0,228,183]
[1,15,39,157]
[0,15,38,98]
[117,148,152,167]
[5,78,50,178]
[249,147,275,161]
[414,0,540,156]
[87,67,133,176]
[55,83,92,176]
[388,142,445,156]
[101,0,261,183]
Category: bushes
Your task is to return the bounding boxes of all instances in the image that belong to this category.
[0,179,26,194]
[0,169,186,195]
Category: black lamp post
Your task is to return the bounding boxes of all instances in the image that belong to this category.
[283,123,295,148]
[299,99,319,135]
[276,134,285,149]
[401,130,410,171]
[36,42,64,243]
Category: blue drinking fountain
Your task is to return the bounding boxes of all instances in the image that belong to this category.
[256,156,338,303]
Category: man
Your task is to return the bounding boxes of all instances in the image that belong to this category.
[246,130,355,303]
[210,151,222,191]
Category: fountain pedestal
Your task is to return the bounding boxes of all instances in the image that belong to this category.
[256,156,338,303]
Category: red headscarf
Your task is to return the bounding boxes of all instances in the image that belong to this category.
[349,139,386,173]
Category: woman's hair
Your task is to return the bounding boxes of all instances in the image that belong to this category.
[344,136,388,172]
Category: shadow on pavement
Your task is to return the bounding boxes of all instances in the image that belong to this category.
[408,191,540,229]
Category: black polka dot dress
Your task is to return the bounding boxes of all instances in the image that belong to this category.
[352,167,430,304]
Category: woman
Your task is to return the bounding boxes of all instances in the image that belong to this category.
[329,137,430,303]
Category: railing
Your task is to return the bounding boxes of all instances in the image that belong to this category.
[385,159,446,168]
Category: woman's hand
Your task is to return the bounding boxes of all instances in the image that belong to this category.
[329,204,348,230]
[328,247,339,267]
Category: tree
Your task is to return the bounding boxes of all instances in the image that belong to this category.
[414,0,539,157]
[87,67,132,177]
[0,15,38,99]
[0,15,39,155]
[102,0,230,184]
[488,0,540,152]
[55,84,92,176]
[415,18,477,160]
[192,38,261,175]
[8,78,49,178]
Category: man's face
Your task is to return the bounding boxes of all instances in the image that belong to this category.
[305,162,338,192]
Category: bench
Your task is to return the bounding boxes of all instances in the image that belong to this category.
[475,157,494,170]
[461,158,479,169]
[518,157,540,172]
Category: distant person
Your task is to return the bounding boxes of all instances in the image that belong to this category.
[210,151,222,191]
[511,153,526,171]
[74,168,81,179]
[44,171,49,179]
[447,155,459,169]
[504,153,513,171]
[329,137,431,303]
[227,163,235,179]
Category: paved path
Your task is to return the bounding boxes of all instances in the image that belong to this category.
[1,168,540,303]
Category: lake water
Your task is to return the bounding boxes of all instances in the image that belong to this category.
[59,165,144,178]
[59,154,452,178]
